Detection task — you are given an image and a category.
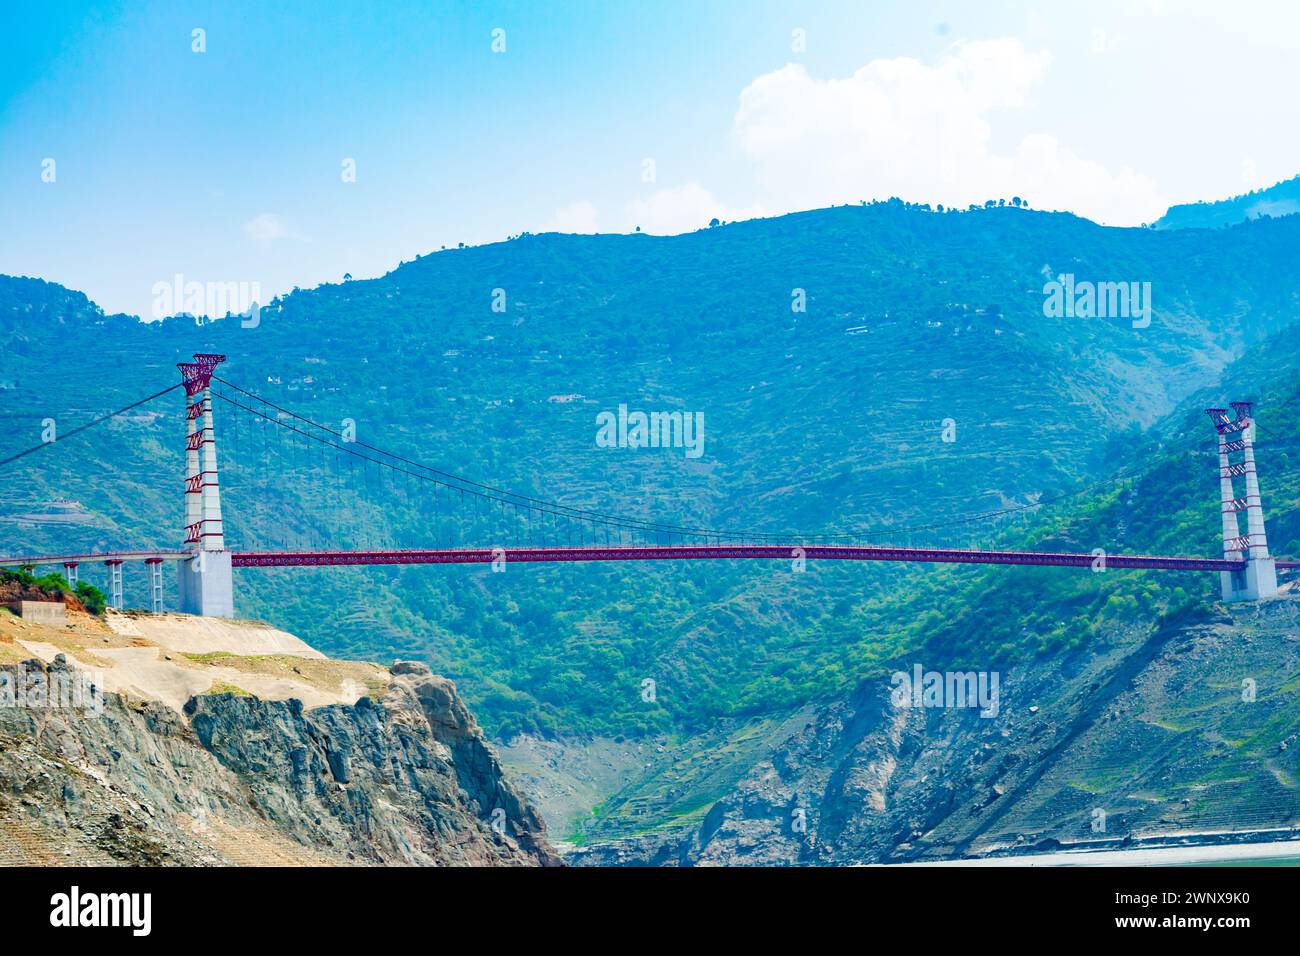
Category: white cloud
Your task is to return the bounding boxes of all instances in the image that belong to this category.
[732,39,1166,225]
[243,213,298,245]
[547,184,768,238]
[625,182,726,234]
[623,182,766,235]
[547,200,601,234]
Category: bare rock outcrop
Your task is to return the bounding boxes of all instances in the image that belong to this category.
[0,656,560,866]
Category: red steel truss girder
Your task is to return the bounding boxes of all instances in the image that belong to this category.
[229,546,1247,572]
[6,549,1295,572]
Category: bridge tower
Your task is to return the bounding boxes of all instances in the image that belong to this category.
[1207,402,1278,602]
[178,353,234,617]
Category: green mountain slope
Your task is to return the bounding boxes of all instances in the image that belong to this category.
[2,202,1299,740]
[555,320,1300,855]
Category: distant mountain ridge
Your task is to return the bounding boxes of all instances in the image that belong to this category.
[1155,174,1300,230]
[4,199,1300,862]
[3,202,1300,745]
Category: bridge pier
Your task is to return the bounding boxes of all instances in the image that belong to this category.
[179,550,234,617]
[1222,557,1278,603]
[146,557,165,613]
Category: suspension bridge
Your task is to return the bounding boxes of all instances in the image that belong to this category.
[0,354,1289,615]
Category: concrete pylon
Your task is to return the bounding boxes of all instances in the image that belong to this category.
[1207,403,1278,602]
[196,355,226,551]
[178,354,234,617]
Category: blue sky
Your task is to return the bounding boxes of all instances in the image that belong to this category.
[2,0,1298,318]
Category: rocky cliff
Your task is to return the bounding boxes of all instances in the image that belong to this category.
[0,654,559,866]
[562,591,1300,865]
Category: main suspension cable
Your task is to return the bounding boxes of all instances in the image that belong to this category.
[0,383,183,470]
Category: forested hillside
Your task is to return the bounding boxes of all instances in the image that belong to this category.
[2,202,1299,739]
[1156,175,1300,230]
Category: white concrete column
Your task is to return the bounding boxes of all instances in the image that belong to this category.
[1240,421,1270,560]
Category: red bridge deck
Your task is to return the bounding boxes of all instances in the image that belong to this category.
[229,545,1261,572]
[5,546,1294,573]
